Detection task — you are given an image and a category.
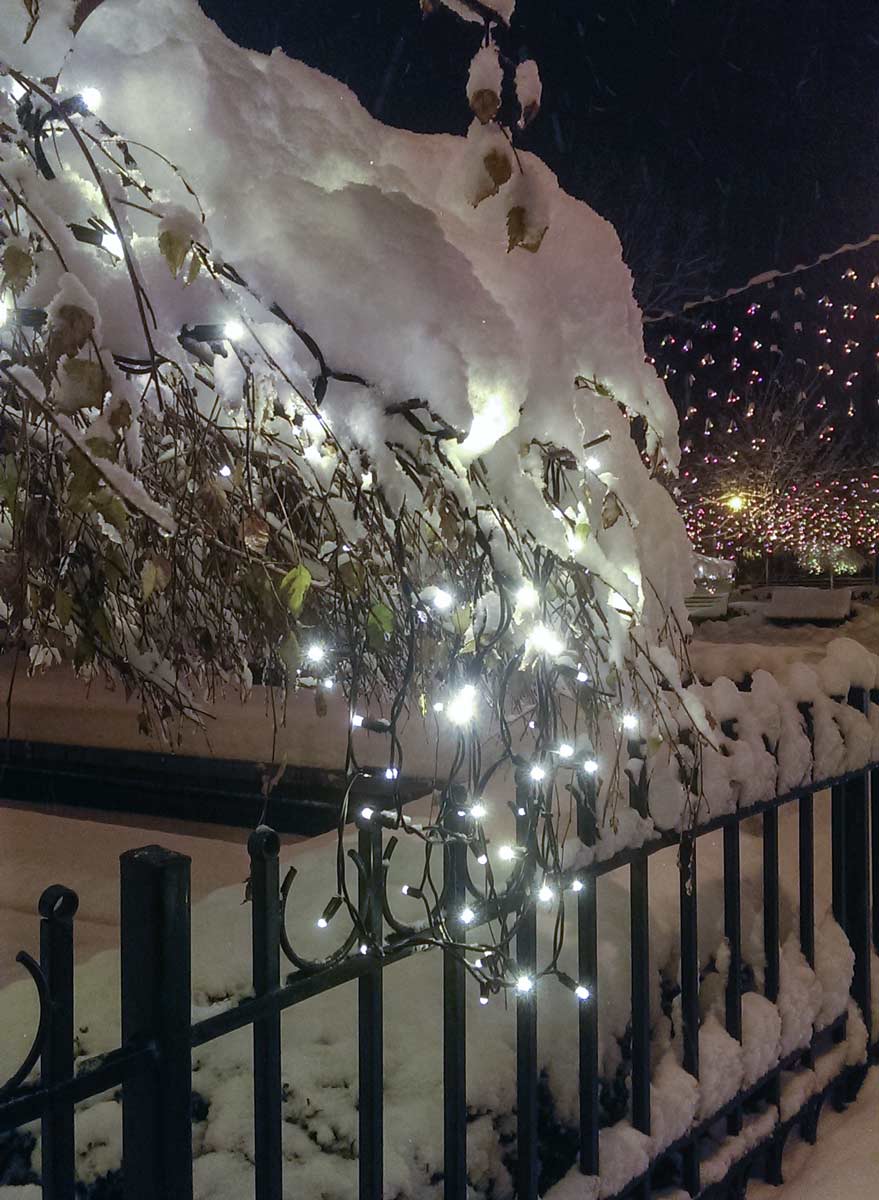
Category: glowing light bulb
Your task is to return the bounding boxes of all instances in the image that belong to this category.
[582,759,599,774]
[516,975,533,994]
[359,943,369,955]
[80,87,102,111]
[498,845,515,862]
[317,916,329,929]
[529,624,563,657]
[479,993,489,1006]
[576,670,589,683]
[352,713,364,728]
[476,853,488,866]
[360,807,374,821]
[460,907,475,924]
[101,231,123,259]
[726,494,745,512]
[385,766,398,780]
[571,878,584,893]
[322,677,334,690]
[469,802,487,820]
[622,714,638,732]
[529,764,546,782]
[223,319,245,341]
[432,588,453,611]
[585,456,600,472]
[432,701,445,713]
[306,643,325,665]
[447,684,477,726]
[517,582,538,610]
[538,884,554,903]
[575,985,591,1001]
[218,464,232,478]
[557,744,574,759]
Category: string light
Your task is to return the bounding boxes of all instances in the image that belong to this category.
[528,624,564,657]
[537,883,554,903]
[218,464,232,478]
[622,714,638,731]
[571,878,584,892]
[460,906,475,924]
[359,807,375,821]
[432,587,453,611]
[516,581,538,609]
[101,231,123,259]
[498,845,516,861]
[223,318,245,340]
[516,975,533,994]
[557,743,574,759]
[447,684,477,725]
[469,802,487,819]
[529,764,546,782]
[582,759,599,774]
[316,896,342,928]
[306,643,326,664]
[351,713,364,728]
[576,670,589,683]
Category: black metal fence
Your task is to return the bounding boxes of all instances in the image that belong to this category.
[1,689,878,1200]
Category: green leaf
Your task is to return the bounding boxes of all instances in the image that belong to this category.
[0,456,19,509]
[54,588,73,627]
[279,564,312,616]
[279,631,302,674]
[367,602,395,651]
[158,229,191,278]
[61,358,106,412]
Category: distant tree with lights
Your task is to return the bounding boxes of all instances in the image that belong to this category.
[678,374,878,578]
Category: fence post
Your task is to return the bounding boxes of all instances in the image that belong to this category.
[358,815,383,1200]
[678,836,700,1196]
[844,689,872,1036]
[515,770,539,1200]
[723,820,743,1135]
[248,826,283,1200]
[443,795,468,1200]
[628,747,651,1141]
[120,845,193,1200]
[39,885,78,1200]
[577,773,599,1179]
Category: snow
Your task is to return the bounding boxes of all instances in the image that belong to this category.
[765,587,853,622]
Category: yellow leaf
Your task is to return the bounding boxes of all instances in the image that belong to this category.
[469,88,500,124]
[506,205,548,254]
[50,304,95,359]
[2,244,33,294]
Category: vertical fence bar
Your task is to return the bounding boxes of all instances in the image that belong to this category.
[763,808,780,1004]
[831,782,847,933]
[844,689,872,1036]
[630,856,651,1137]
[120,846,193,1200]
[248,827,283,1200]
[358,819,383,1200]
[762,807,781,1113]
[799,793,815,969]
[723,821,743,1135]
[443,800,468,1200]
[39,885,78,1200]
[872,765,879,957]
[516,776,539,1200]
[628,747,651,1139]
[678,836,700,1196]
[577,778,599,1179]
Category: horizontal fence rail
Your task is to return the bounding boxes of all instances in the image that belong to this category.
[1,690,878,1199]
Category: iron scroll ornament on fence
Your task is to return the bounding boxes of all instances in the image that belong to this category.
[0,885,78,1100]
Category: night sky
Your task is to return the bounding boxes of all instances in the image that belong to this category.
[200,0,879,312]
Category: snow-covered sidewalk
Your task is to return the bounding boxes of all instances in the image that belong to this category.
[749,1066,879,1200]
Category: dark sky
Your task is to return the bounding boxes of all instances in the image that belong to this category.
[200,0,879,311]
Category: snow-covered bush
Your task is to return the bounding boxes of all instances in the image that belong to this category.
[0,0,703,981]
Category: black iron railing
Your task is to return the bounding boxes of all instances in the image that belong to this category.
[1,689,878,1199]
